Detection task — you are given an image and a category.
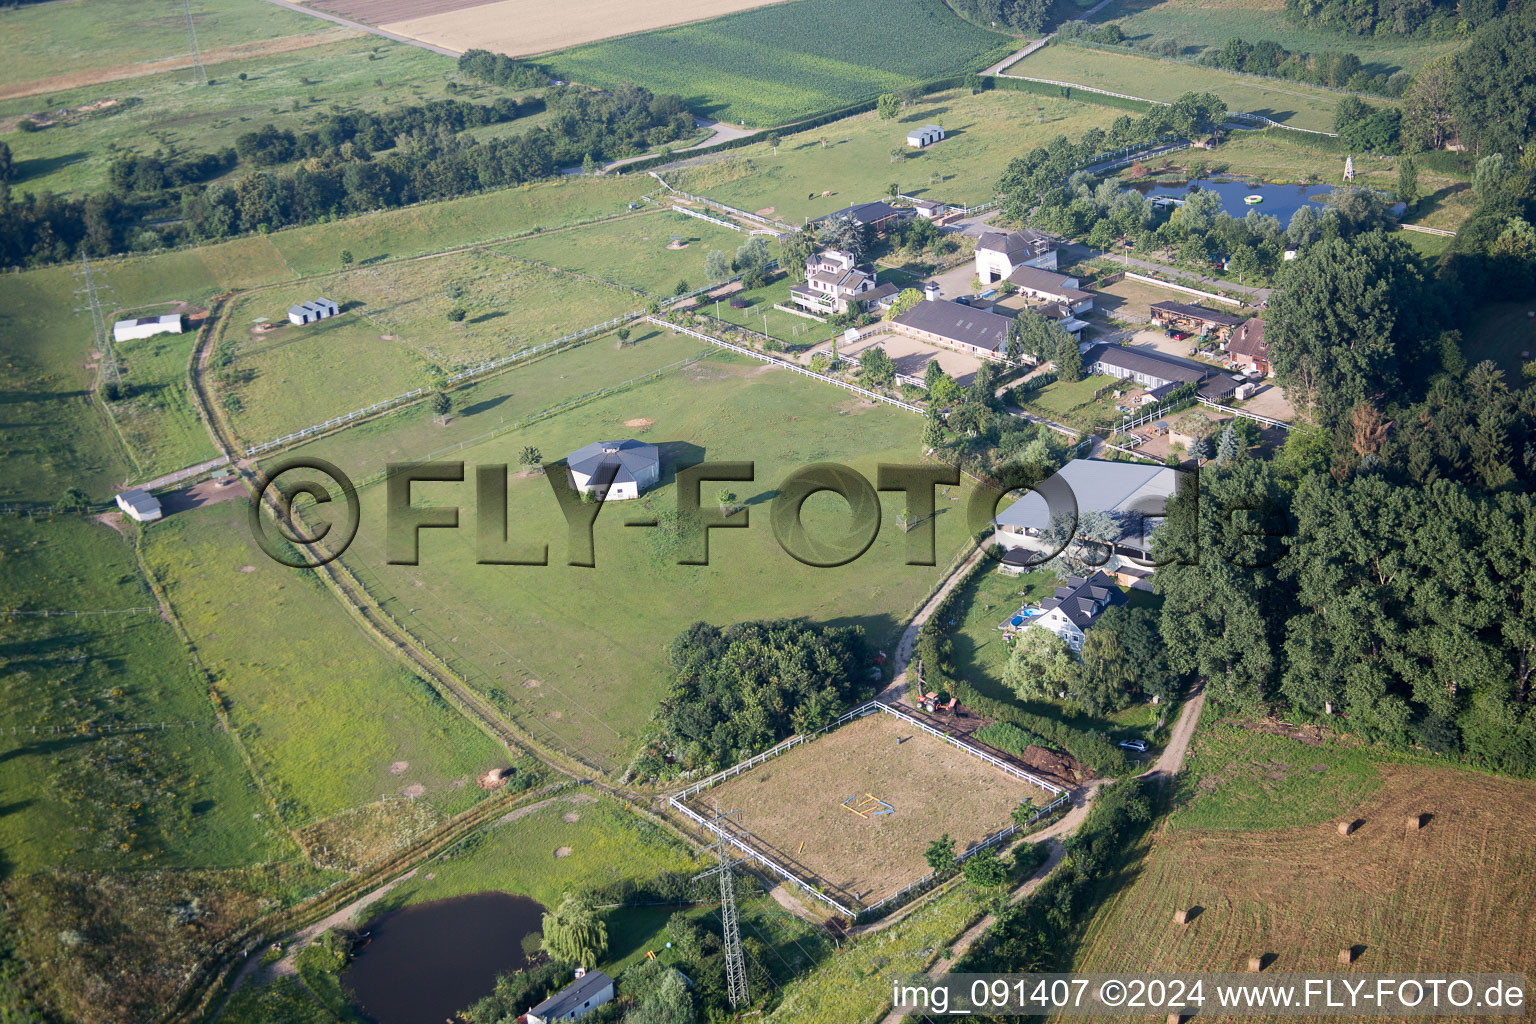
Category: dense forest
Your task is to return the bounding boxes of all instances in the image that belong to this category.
[949,0,1056,35]
[1283,0,1505,36]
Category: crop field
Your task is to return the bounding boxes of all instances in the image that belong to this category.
[670,89,1123,222]
[0,0,355,97]
[495,211,745,296]
[140,502,507,835]
[0,516,279,875]
[213,252,641,446]
[0,36,464,197]
[1067,727,1536,1012]
[544,0,1016,126]
[322,346,977,770]
[1006,44,1359,132]
[698,711,1052,907]
[361,0,800,58]
[1086,0,1463,77]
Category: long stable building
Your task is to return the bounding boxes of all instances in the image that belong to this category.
[1082,343,1239,402]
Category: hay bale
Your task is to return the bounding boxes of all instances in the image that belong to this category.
[1337,819,1358,836]
[1173,909,1190,925]
[1406,813,1424,831]
[1339,947,1354,964]
[1247,955,1263,973]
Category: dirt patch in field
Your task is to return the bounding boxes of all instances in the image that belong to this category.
[562,811,580,823]
[1234,717,1336,747]
[0,31,361,102]
[623,417,655,429]
[554,846,573,858]
[388,760,410,775]
[697,712,1053,907]
[375,0,802,58]
[401,784,426,799]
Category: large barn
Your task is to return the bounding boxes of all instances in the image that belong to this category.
[566,439,660,501]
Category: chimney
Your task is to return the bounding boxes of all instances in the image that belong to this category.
[923,281,941,302]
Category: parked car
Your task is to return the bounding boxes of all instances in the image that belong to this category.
[1118,739,1148,753]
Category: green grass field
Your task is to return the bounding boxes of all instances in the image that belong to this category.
[671,89,1122,222]
[0,0,351,94]
[1086,0,1463,77]
[495,211,744,297]
[106,330,219,479]
[313,345,975,771]
[1020,374,1118,428]
[1007,43,1360,132]
[214,252,642,446]
[1,36,469,197]
[545,0,1015,126]
[139,502,506,829]
[0,516,278,875]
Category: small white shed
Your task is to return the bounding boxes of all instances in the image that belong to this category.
[115,489,162,523]
[906,124,945,148]
[112,314,182,343]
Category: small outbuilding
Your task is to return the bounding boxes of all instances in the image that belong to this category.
[566,439,660,501]
[115,488,162,523]
[906,124,945,148]
[527,968,614,1024]
[287,297,341,326]
[112,314,182,343]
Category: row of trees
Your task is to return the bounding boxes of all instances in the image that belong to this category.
[456,49,550,90]
[1004,605,1183,717]
[0,83,692,266]
[1282,0,1499,37]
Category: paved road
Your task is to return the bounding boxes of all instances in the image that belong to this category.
[601,118,757,172]
[251,0,461,56]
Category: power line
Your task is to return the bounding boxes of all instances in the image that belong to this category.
[181,0,208,85]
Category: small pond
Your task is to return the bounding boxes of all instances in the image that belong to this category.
[343,891,544,1024]
[1127,177,1401,221]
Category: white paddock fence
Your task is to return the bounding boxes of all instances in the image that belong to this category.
[646,317,923,414]
[669,700,1068,920]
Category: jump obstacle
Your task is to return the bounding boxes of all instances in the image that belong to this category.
[842,792,895,817]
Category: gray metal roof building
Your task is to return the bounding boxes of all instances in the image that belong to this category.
[893,297,1011,355]
[992,458,1183,554]
[528,970,614,1023]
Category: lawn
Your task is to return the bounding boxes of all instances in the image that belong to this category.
[1006,43,1359,132]
[544,0,1016,126]
[1460,301,1536,382]
[0,36,471,197]
[944,564,1063,706]
[139,501,507,833]
[704,273,842,350]
[699,711,1051,908]
[495,210,745,297]
[212,251,642,447]
[0,0,352,95]
[1067,723,1536,1005]
[670,89,1123,223]
[0,515,278,875]
[1020,374,1117,422]
[322,347,977,771]
[1085,0,1464,78]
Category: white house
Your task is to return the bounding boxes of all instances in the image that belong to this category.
[112,314,182,343]
[527,969,614,1024]
[287,297,340,326]
[975,228,1059,282]
[789,249,879,315]
[115,488,162,523]
[566,439,660,501]
[906,124,945,147]
[1029,571,1126,652]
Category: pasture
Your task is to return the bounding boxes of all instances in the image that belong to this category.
[495,210,745,296]
[139,502,507,833]
[1086,0,1463,78]
[1068,726,1536,1010]
[363,0,800,58]
[697,711,1051,908]
[323,346,977,771]
[1006,44,1356,132]
[0,0,352,97]
[544,0,1016,126]
[0,515,277,875]
[1,36,464,197]
[107,330,220,480]
[212,252,641,446]
[669,88,1124,222]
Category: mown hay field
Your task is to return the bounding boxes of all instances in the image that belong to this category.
[318,345,978,771]
[545,0,1016,126]
[372,0,801,58]
[700,712,1052,906]
[1006,43,1360,132]
[1064,722,1536,1021]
